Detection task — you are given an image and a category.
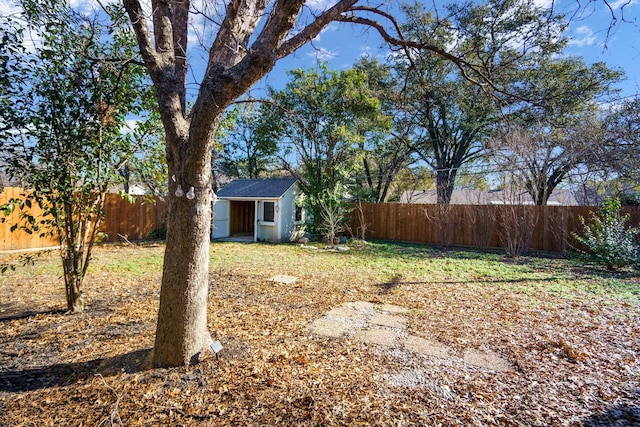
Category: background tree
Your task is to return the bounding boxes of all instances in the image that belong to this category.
[568,97,640,205]
[1,2,149,312]
[401,70,495,204]
[491,58,622,205]
[601,96,640,189]
[391,0,553,204]
[264,63,390,232]
[491,119,605,205]
[210,110,238,191]
[351,57,411,203]
[0,15,31,140]
[0,14,31,190]
[219,103,279,179]
[118,111,168,197]
[390,166,436,202]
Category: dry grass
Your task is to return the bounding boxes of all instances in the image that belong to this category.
[0,240,639,426]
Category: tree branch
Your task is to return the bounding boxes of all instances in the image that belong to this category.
[253,0,304,56]
[277,0,358,59]
[122,0,159,73]
[336,13,495,94]
[209,0,268,67]
[172,0,189,112]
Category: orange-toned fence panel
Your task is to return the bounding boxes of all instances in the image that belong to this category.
[350,203,640,253]
[100,193,167,242]
[0,188,167,251]
[0,187,59,251]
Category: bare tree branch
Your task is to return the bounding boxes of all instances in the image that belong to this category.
[334,12,507,99]
[122,0,159,74]
[277,0,358,59]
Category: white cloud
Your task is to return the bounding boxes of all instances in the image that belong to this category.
[307,47,337,61]
[570,25,597,47]
[357,45,390,65]
[68,0,102,14]
[0,0,120,53]
[0,2,40,52]
[306,0,338,13]
[0,0,20,16]
[123,119,139,134]
[609,0,638,9]
[532,0,554,9]
[313,21,339,42]
[360,45,374,57]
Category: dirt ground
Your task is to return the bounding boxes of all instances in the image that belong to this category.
[0,243,639,426]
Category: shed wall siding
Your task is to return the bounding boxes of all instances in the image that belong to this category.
[256,199,278,242]
[212,200,229,239]
[280,186,305,242]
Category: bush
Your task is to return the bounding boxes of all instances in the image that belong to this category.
[315,188,349,246]
[572,197,640,269]
[620,192,640,206]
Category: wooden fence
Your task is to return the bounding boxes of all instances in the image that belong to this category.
[101,192,167,243]
[4,187,640,254]
[350,203,640,253]
[0,187,167,251]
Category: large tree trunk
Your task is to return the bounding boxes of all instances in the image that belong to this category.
[151,127,215,367]
[152,184,213,366]
[436,169,456,204]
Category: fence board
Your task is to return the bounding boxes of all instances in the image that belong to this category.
[0,187,59,251]
[350,202,640,253]
[0,188,167,251]
[101,193,167,242]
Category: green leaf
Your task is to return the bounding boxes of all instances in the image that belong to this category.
[1,202,15,216]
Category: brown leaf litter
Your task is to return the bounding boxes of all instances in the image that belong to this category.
[0,243,639,426]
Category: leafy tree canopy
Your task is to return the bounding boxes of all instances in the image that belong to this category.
[0,0,151,311]
[264,62,391,230]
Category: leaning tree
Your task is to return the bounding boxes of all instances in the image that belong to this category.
[120,0,587,367]
[1,2,150,312]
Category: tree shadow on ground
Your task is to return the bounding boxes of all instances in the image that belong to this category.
[572,263,640,282]
[0,308,66,322]
[374,275,563,292]
[376,274,404,294]
[582,401,640,426]
[0,348,151,393]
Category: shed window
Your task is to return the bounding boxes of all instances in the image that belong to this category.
[295,205,303,222]
[263,201,275,223]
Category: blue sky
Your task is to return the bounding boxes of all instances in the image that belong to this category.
[1,0,638,100]
[562,0,640,99]
[257,0,640,101]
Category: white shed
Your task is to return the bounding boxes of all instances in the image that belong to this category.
[212,177,306,243]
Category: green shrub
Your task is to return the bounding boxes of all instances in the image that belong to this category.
[315,188,349,245]
[572,197,640,269]
[620,192,640,206]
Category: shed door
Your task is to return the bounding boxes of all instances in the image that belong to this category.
[229,201,255,235]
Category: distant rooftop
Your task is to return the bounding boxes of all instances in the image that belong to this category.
[400,188,578,206]
[216,177,297,199]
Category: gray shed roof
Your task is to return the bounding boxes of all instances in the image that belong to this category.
[216,177,297,199]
